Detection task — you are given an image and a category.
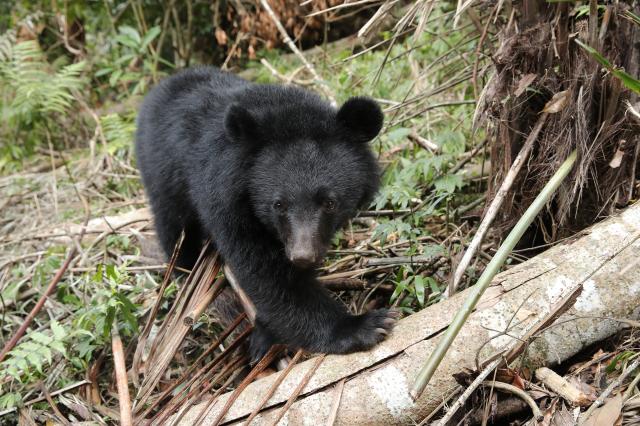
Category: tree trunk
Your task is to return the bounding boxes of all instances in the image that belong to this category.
[174,202,640,425]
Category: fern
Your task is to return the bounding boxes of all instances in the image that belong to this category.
[0,30,16,62]
[100,112,136,154]
[0,40,86,118]
[0,320,67,383]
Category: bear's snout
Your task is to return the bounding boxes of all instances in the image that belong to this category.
[287,224,321,268]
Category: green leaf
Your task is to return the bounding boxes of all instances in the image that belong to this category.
[575,39,640,94]
[41,346,52,365]
[390,280,407,303]
[26,352,43,373]
[51,320,66,340]
[141,26,161,50]
[118,25,141,45]
[386,127,411,143]
[116,293,138,331]
[426,277,441,296]
[414,276,425,306]
[434,174,464,194]
[30,332,52,345]
[103,306,116,338]
[50,341,66,357]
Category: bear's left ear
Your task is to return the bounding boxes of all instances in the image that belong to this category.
[224,103,260,145]
[336,97,384,143]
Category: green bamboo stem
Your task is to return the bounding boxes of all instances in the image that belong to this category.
[409,149,578,400]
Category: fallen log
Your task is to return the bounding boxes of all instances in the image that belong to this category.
[173,202,640,425]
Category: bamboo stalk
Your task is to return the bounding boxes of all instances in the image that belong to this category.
[410,150,578,400]
[447,111,549,297]
[112,325,133,426]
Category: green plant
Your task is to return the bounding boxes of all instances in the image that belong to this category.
[95,25,166,98]
[100,112,137,155]
[0,39,86,169]
[0,320,67,382]
[575,39,640,94]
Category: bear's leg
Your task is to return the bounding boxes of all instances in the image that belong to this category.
[152,203,204,270]
[247,320,278,363]
[249,279,397,357]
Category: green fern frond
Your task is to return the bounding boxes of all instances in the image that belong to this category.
[0,30,16,61]
[0,40,86,119]
[100,113,136,154]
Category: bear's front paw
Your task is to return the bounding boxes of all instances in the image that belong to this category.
[337,308,398,353]
[248,325,276,364]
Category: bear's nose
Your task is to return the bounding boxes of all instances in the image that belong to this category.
[289,251,317,268]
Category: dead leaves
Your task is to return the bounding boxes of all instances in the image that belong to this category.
[542,90,570,114]
[515,73,537,97]
[582,394,623,426]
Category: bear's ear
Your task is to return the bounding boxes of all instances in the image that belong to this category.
[336,97,384,143]
[224,103,260,144]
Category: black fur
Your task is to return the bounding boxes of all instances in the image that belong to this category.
[135,67,394,360]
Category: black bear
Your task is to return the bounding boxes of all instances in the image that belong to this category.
[135,67,396,360]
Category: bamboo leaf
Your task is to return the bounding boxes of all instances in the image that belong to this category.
[575,39,640,94]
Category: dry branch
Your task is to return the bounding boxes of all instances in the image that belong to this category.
[173,202,640,425]
[134,252,224,409]
[535,367,593,407]
[258,0,335,103]
[112,326,133,426]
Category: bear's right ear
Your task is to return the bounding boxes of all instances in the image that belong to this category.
[224,103,260,144]
[336,97,384,143]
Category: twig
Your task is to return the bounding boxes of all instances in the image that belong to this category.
[0,246,78,364]
[623,366,640,402]
[224,265,256,323]
[171,355,248,425]
[184,276,226,325]
[581,356,640,423]
[209,345,285,426]
[132,231,184,385]
[363,255,440,266]
[188,357,247,426]
[139,314,248,420]
[325,378,346,426]
[37,381,71,426]
[307,0,380,17]
[435,358,502,425]
[258,0,335,103]
[481,381,543,422]
[410,150,577,400]
[322,278,394,292]
[269,354,326,426]
[447,112,549,297]
[112,324,133,426]
[149,329,251,424]
[358,209,411,216]
[243,349,305,425]
[535,367,592,406]
[409,131,440,152]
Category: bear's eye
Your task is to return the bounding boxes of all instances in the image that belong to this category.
[273,200,285,212]
[323,199,337,212]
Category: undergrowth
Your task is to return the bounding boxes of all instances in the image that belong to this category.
[0,3,485,420]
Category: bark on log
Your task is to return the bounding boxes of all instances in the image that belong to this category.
[174,202,640,425]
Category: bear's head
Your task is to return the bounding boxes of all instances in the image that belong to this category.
[224,95,383,269]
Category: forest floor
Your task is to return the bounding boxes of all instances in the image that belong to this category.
[1,5,639,425]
